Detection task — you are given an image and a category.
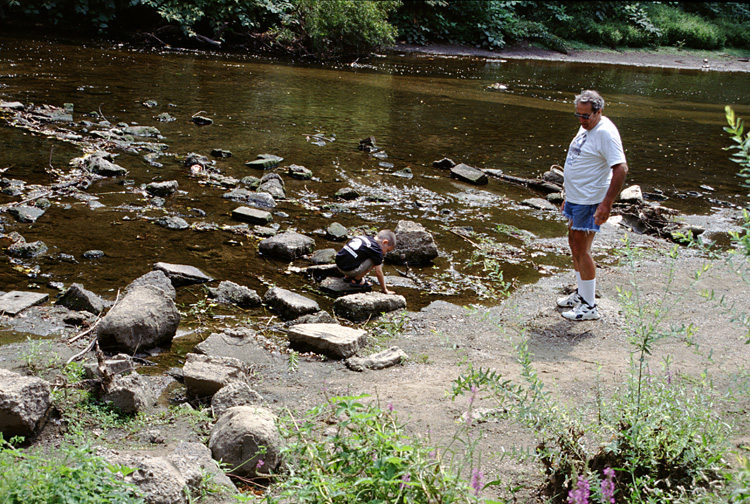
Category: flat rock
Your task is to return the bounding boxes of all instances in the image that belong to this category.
[287,323,368,359]
[320,276,372,297]
[258,231,315,261]
[450,163,488,185]
[264,287,320,320]
[333,292,407,322]
[153,262,213,287]
[346,346,408,371]
[521,198,558,211]
[232,206,272,225]
[0,291,49,316]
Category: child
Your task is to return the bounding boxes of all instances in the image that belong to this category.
[335,229,396,294]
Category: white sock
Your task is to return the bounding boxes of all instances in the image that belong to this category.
[575,270,582,287]
[579,279,596,306]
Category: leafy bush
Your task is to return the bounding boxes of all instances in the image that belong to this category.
[648,3,726,49]
[0,439,144,504]
[265,394,481,503]
[724,106,750,257]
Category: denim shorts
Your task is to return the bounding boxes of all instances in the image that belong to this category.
[562,201,601,232]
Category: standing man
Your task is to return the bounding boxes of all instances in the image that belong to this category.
[557,90,628,320]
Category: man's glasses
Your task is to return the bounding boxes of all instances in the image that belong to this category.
[574,111,596,119]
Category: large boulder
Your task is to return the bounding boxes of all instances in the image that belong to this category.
[97,286,180,353]
[211,381,264,419]
[264,287,320,320]
[258,231,315,261]
[0,369,51,438]
[209,406,282,477]
[126,270,176,300]
[333,292,407,322]
[388,220,439,265]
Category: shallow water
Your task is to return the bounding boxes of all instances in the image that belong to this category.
[1,34,749,332]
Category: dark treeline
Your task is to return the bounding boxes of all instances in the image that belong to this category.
[1,1,749,57]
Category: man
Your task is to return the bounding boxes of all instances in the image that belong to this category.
[557,90,628,320]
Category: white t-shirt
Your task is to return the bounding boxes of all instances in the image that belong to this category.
[563,116,627,205]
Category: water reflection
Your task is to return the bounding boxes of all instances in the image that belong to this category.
[1,34,749,318]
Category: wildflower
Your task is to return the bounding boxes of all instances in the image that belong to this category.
[400,473,411,490]
[469,385,478,406]
[471,468,484,496]
[601,467,616,504]
[567,476,590,504]
[256,459,265,470]
[387,401,394,413]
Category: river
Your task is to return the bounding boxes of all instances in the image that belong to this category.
[1,34,749,336]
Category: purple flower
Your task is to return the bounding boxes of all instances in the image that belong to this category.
[400,473,411,490]
[256,459,265,470]
[567,476,590,504]
[471,468,484,496]
[469,385,478,406]
[387,401,394,413]
[601,467,616,504]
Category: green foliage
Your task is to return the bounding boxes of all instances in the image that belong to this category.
[266,394,480,503]
[723,106,750,257]
[0,439,144,504]
[20,337,61,377]
[276,0,401,57]
[647,3,726,49]
[453,241,734,502]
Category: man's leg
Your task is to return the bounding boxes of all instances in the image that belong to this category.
[568,228,597,305]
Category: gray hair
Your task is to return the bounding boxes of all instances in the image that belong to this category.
[575,90,605,112]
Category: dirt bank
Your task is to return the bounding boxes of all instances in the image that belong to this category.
[396,40,750,73]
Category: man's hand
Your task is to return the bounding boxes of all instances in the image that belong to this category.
[593,202,612,226]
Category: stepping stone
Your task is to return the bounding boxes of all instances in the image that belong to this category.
[287,323,367,359]
[0,291,49,316]
[450,163,488,185]
[232,206,272,225]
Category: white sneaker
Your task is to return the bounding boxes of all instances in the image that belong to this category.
[556,291,584,308]
[562,302,600,321]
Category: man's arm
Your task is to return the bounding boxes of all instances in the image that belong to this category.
[594,162,628,225]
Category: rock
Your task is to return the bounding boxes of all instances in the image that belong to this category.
[183,353,252,400]
[258,173,286,200]
[208,281,261,308]
[211,148,232,158]
[253,225,277,237]
[153,262,213,287]
[258,231,315,261]
[126,270,176,300]
[83,249,105,259]
[211,381,264,419]
[223,188,276,208]
[542,165,565,184]
[310,248,336,264]
[85,153,128,176]
[287,323,367,359]
[232,206,272,225]
[239,176,261,189]
[521,198,558,211]
[209,406,282,477]
[55,283,108,314]
[288,164,313,180]
[97,286,180,353]
[619,185,644,204]
[155,216,189,230]
[326,222,348,241]
[123,125,161,138]
[7,239,48,258]
[146,180,179,196]
[450,163,488,185]
[433,157,456,169]
[0,291,49,316]
[191,115,213,126]
[333,292,407,322]
[286,310,337,326]
[8,205,46,223]
[84,353,134,379]
[346,346,408,371]
[358,136,378,152]
[547,192,564,204]
[184,152,210,169]
[245,157,279,170]
[0,100,25,110]
[264,287,320,320]
[335,187,360,200]
[0,368,51,438]
[154,112,175,122]
[102,372,156,415]
[320,276,372,297]
[388,220,439,265]
[392,167,413,179]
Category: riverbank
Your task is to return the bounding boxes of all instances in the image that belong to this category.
[395,40,750,73]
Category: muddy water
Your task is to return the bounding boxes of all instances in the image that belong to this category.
[1,34,749,339]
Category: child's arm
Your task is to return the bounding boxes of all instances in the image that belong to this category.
[373,264,395,294]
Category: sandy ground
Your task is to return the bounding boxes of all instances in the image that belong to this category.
[396,41,750,73]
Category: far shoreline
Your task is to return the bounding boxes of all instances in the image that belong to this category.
[393,40,750,73]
